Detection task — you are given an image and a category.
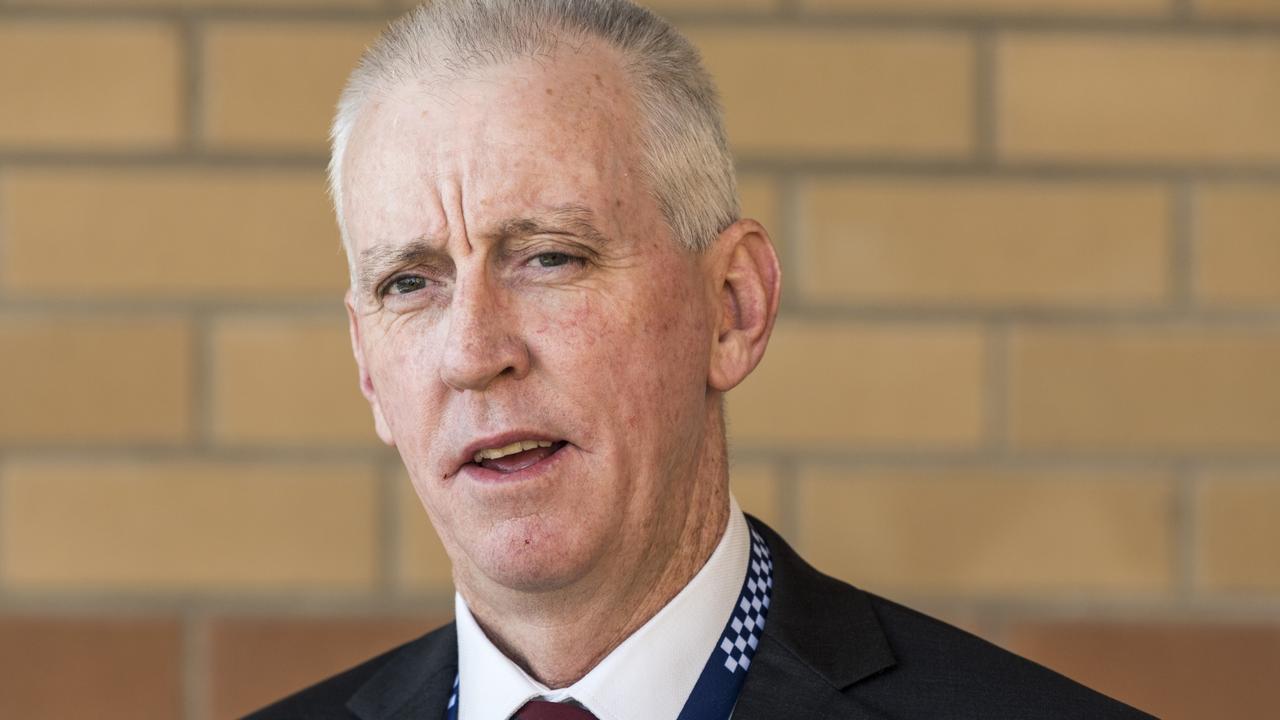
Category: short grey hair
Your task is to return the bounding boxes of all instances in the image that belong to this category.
[329,0,739,269]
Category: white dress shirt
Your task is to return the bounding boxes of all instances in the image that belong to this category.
[455,495,751,720]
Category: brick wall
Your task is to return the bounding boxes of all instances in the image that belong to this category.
[1,1,1278,717]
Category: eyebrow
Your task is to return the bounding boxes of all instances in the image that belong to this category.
[357,241,450,298]
[355,204,611,297]
[494,204,611,249]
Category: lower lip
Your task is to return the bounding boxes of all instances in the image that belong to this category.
[458,442,571,484]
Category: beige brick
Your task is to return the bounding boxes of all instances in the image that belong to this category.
[0,168,347,299]
[1010,328,1280,452]
[1196,185,1280,306]
[395,468,455,593]
[0,315,191,444]
[797,467,1174,595]
[204,22,383,152]
[0,21,180,151]
[1196,472,1280,592]
[802,179,1169,307]
[731,463,783,531]
[212,315,376,446]
[999,35,1280,164]
[1194,0,1280,17]
[688,29,972,158]
[728,321,985,449]
[0,460,379,591]
[803,0,1167,14]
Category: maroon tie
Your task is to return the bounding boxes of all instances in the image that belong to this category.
[513,699,599,720]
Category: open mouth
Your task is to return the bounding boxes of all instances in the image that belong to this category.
[468,439,569,475]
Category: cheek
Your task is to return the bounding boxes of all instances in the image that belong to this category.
[542,272,709,433]
[364,321,440,426]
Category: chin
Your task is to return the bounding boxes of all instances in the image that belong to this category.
[469,514,605,594]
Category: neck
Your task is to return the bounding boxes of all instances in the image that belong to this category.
[459,416,731,688]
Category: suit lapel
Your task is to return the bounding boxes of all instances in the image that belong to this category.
[733,519,898,720]
[347,623,458,720]
[732,636,888,720]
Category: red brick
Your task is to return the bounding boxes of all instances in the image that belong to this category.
[1006,621,1280,719]
[0,616,182,720]
[209,615,448,718]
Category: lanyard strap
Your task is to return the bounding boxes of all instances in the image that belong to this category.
[446,521,774,720]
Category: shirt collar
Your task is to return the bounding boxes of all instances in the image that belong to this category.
[456,495,750,720]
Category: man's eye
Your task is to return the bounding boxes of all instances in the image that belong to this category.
[386,276,428,295]
[534,252,573,268]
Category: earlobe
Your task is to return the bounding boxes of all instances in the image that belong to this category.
[707,219,782,392]
[345,292,397,447]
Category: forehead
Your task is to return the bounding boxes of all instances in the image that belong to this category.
[340,41,645,254]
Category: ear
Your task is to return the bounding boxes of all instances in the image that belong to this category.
[345,290,396,446]
[706,219,782,392]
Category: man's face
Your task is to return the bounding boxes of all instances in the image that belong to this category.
[341,44,722,595]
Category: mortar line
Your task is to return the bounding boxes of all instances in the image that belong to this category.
[1175,464,1199,600]
[8,443,1280,468]
[728,450,1280,470]
[183,15,205,155]
[973,602,1008,647]
[7,152,1280,181]
[182,611,210,720]
[1171,178,1196,314]
[775,455,801,545]
[973,28,998,165]
[378,457,402,598]
[777,303,1280,326]
[0,591,455,617]
[984,321,1011,457]
[192,309,215,450]
[0,445,396,464]
[6,5,1280,33]
[878,593,1280,620]
[777,171,804,312]
[776,0,803,20]
[5,296,1280,325]
[0,6,394,22]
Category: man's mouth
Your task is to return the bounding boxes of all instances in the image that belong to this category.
[469,439,569,474]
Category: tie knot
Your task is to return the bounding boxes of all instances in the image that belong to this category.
[514,699,599,720]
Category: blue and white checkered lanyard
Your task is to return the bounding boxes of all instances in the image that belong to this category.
[445,522,774,720]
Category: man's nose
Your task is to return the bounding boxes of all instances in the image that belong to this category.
[439,277,531,392]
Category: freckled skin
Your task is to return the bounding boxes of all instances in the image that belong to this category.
[340,39,778,686]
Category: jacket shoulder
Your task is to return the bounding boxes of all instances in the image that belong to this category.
[857,594,1154,719]
[244,622,456,720]
[746,518,1153,719]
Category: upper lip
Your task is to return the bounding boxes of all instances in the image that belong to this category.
[453,430,567,474]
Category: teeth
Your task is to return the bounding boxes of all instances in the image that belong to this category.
[474,439,553,463]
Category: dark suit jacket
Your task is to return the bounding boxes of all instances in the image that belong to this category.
[248,520,1155,719]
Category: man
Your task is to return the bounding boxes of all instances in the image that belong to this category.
[253,1,1152,718]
